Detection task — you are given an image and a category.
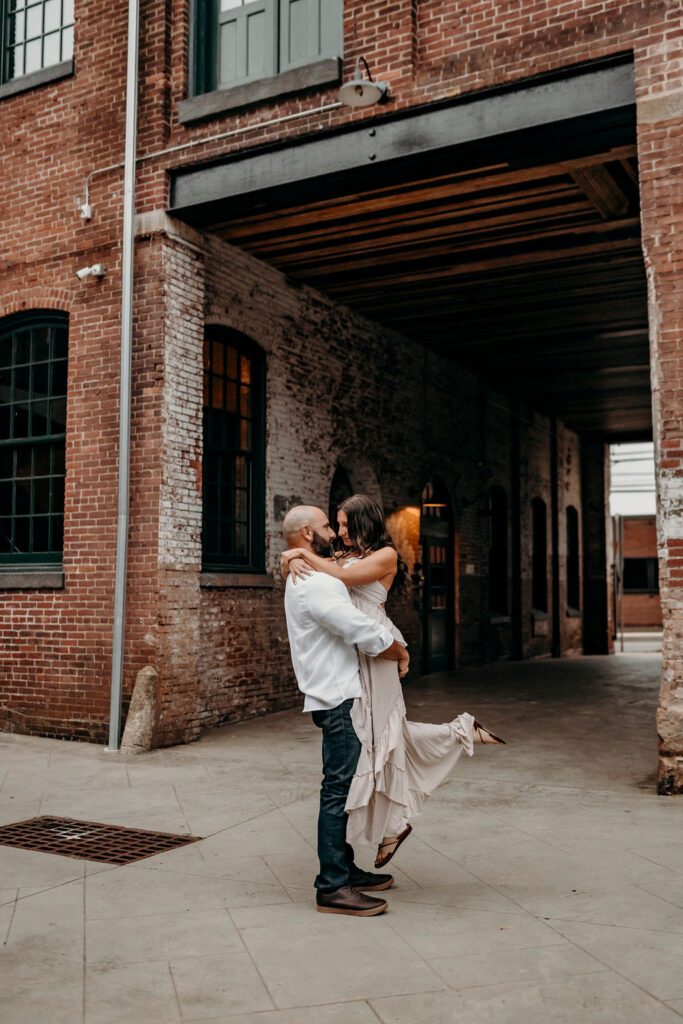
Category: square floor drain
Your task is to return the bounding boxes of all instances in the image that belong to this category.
[0,816,201,865]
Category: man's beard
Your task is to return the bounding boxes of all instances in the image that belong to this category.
[311,530,334,558]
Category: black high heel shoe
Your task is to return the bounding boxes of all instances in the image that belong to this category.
[472,720,505,745]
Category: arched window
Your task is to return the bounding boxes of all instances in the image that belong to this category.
[202,327,265,572]
[0,312,68,567]
[489,486,508,615]
[566,505,580,610]
[531,497,547,612]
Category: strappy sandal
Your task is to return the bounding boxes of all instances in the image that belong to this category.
[472,719,505,745]
[375,823,412,868]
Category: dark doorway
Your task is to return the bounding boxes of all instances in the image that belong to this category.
[420,480,454,673]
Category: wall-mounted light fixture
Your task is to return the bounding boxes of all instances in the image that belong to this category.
[75,263,106,281]
[338,57,389,108]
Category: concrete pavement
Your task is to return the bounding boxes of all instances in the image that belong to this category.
[1,653,682,1023]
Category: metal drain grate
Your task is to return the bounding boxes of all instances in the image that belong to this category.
[0,816,201,865]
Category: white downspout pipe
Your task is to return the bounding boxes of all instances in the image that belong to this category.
[107,0,140,750]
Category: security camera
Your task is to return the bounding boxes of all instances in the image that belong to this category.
[75,263,105,280]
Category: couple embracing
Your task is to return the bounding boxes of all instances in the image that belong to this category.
[282,494,504,917]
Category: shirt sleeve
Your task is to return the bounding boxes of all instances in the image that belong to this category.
[304,575,395,655]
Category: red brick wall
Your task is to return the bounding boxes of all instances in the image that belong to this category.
[2,0,679,745]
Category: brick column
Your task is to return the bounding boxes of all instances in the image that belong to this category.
[637,81,683,794]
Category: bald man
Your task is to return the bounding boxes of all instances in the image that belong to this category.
[282,505,409,916]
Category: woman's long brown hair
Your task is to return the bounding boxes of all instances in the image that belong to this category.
[337,493,410,593]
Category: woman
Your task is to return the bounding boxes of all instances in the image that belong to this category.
[281,493,504,869]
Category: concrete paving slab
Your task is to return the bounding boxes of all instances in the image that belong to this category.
[86,908,244,965]
[184,1001,381,1023]
[496,882,683,932]
[234,902,446,1008]
[4,877,84,962]
[0,953,83,1024]
[85,959,181,1024]
[85,862,292,919]
[385,900,565,961]
[0,844,87,888]
[428,941,607,989]
[169,951,275,1017]
[548,918,683,1000]
[369,973,683,1024]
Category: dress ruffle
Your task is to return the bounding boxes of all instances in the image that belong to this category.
[341,565,475,846]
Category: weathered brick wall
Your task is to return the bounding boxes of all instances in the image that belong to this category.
[147,220,586,742]
[3,0,679,746]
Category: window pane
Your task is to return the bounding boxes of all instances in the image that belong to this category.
[33,477,50,514]
[26,2,42,36]
[220,21,239,83]
[51,475,64,514]
[8,44,24,77]
[0,447,13,478]
[212,340,224,374]
[50,515,63,552]
[52,358,68,397]
[44,0,60,31]
[221,0,243,8]
[0,366,10,405]
[63,0,74,22]
[33,362,49,400]
[49,397,66,433]
[33,515,49,552]
[227,348,238,379]
[61,24,73,59]
[15,481,30,515]
[13,405,29,438]
[0,519,12,553]
[10,11,26,43]
[25,37,41,72]
[14,517,30,552]
[32,326,50,362]
[32,401,49,435]
[246,10,266,78]
[43,30,60,65]
[0,334,13,368]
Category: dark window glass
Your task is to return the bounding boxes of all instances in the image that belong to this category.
[489,486,508,614]
[531,497,548,612]
[623,557,659,593]
[202,328,264,572]
[566,505,580,610]
[2,0,74,83]
[0,312,68,566]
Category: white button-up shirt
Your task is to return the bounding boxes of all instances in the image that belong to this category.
[284,571,395,712]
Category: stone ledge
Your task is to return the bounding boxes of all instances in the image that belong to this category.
[0,571,64,589]
[566,606,582,618]
[178,57,342,124]
[0,60,74,101]
[200,572,275,589]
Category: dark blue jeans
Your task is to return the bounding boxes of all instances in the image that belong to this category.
[311,698,361,892]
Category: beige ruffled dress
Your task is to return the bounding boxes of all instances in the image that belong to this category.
[343,561,475,845]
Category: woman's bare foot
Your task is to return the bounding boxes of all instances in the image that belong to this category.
[375,823,412,868]
[472,720,505,745]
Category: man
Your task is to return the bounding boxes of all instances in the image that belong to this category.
[282,505,409,916]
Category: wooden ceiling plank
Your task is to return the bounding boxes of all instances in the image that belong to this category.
[567,164,630,219]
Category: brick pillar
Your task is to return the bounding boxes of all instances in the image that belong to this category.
[637,81,683,794]
[581,440,610,656]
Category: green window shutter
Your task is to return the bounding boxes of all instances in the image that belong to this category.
[279,0,342,73]
[218,0,277,88]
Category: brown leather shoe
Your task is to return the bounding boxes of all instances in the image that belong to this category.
[316,886,388,916]
[348,868,394,891]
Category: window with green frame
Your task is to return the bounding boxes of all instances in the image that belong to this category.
[193,0,342,94]
[2,0,74,83]
[202,327,265,572]
[0,312,68,568]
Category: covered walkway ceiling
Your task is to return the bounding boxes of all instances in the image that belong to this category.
[171,59,650,441]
